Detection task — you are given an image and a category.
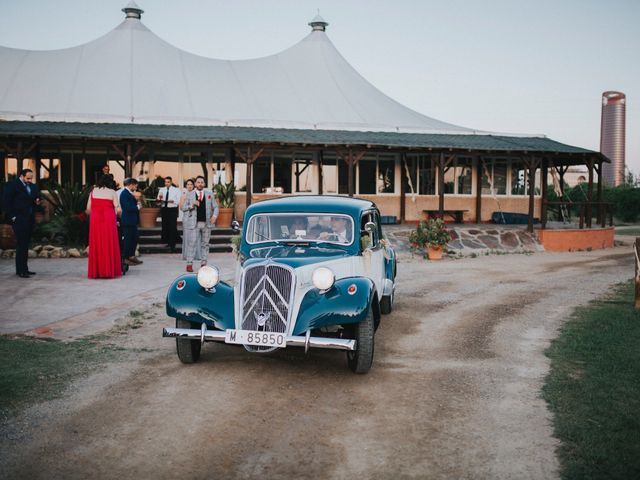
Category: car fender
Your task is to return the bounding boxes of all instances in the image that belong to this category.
[293,277,377,335]
[165,274,235,330]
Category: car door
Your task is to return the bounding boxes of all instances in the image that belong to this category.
[361,210,385,298]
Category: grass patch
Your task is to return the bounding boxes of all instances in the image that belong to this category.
[0,335,123,420]
[543,281,640,479]
[614,227,640,237]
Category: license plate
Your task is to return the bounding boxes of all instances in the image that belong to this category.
[225,329,287,348]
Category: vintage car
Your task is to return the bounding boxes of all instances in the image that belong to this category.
[162,196,397,373]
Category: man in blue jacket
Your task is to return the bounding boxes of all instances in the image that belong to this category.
[2,169,41,278]
[119,178,143,266]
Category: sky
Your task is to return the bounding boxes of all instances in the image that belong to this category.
[0,0,638,173]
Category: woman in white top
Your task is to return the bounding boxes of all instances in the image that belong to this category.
[179,178,199,260]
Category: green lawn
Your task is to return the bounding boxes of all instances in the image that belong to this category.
[543,282,640,480]
[0,335,124,420]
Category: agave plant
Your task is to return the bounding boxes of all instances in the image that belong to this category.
[43,180,92,216]
[214,180,236,208]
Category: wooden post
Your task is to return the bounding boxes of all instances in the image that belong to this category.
[246,146,252,208]
[317,150,323,195]
[400,153,406,223]
[586,158,594,228]
[541,158,548,229]
[234,146,265,210]
[438,152,445,214]
[475,156,483,223]
[125,144,132,178]
[527,157,536,233]
[347,148,354,197]
[635,238,640,309]
[596,160,604,227]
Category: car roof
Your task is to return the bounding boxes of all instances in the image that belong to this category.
[244,195,377,218]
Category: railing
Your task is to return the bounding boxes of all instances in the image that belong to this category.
[542,201,613,229]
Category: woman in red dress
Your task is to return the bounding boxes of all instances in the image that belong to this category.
[86,175,122,279]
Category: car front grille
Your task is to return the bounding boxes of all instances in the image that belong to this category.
[240,262,295,352]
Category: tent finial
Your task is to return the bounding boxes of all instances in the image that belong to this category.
[122,1,144,20]
[308,13,329,32]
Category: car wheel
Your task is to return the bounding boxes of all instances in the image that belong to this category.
[380,293,393,314]
[347,305,375,374]
[176,318,202,364]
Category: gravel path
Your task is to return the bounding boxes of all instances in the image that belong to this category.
[0,247,632,479]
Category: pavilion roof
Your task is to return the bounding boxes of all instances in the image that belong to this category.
[0,121,603,161]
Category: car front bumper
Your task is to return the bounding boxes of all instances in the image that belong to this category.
[162,325,356,352]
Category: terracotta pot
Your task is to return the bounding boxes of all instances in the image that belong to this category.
[427,245,444,260]
[0,223,16,249]
[217,207,234,228]
[139,207,161,228]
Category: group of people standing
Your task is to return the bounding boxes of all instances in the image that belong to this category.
[87,171,219,279]
[2,165,220,280]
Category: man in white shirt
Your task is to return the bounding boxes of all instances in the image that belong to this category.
[157,176,181,253]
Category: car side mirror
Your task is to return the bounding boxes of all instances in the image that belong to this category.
[364,221,376,248]
[231,220,241,233]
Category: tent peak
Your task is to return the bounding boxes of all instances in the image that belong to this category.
[308,13,328,32]
[122,1,144,20]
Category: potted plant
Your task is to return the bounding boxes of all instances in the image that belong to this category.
[214,180,236,228]
[409,218,451,260]
[139,176,163,228]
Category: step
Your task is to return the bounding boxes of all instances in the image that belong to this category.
[138,227,235,236]
[138,235,233,245]
[139,244,233,254]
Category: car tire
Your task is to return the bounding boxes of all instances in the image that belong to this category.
[347,305,375,374]
[380,293,393,314]
[176,318,202,364]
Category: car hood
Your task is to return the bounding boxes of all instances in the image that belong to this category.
[242,245,351,269]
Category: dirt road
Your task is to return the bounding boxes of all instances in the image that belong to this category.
[1,248,632,479]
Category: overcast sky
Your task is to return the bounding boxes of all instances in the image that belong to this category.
[1,0,638,173]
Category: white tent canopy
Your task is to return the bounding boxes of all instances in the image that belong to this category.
[0,2,479,135]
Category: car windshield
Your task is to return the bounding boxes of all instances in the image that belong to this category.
[246,213,354,245]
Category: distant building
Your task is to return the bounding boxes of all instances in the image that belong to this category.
[600,91,626,187]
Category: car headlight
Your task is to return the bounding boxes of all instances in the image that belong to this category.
[312,267,335,291]
[197,265,219,289]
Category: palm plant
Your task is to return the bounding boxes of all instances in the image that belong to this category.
[214,180,236,208]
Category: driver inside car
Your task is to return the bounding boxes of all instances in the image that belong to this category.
[319,216,351,243]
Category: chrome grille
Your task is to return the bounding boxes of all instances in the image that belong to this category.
[240,263,294,352]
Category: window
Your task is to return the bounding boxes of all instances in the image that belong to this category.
[378,156,395,193]
[252,156,270,193]
[414,155,436,195]
[293,152,314,193]
[358,157,376,194]
[246,213,354,245]
[456,163,472,194]
[481,158,507,195]
[511,163,527,195]
[273,155,292,194]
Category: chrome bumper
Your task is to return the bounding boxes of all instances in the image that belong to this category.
[162,326,356,351]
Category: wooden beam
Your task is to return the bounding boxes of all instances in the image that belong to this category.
[586,157,594,228]
[317,150,323,195]
[527,157,538,233]
[438,152,445,214]
[475,156,483,224]
[541,158,548,229]
[597,160,604,226]
[400,153,406,223]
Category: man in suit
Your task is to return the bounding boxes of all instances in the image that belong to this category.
[181,175,219,272]
[2,168,41,278]
[119,178,143,266]
[156,176,181,253]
